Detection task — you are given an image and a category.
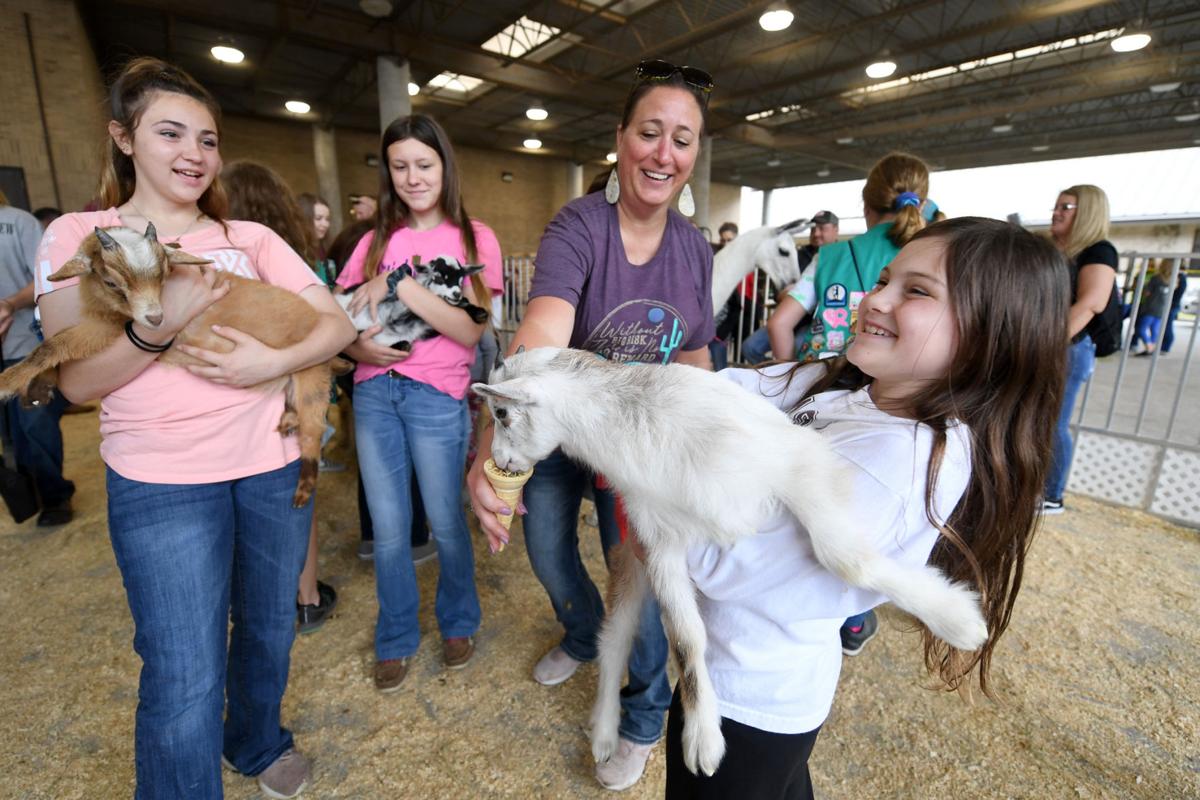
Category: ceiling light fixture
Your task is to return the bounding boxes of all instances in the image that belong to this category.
[816,168,830,177]
[728,173,741,182]
[1111,30,1151,52]
[1032,145,1050,152]
[360,0,393,18]
[836,136,854,144]
[407,82,420,96]
[758,3,793,32]
[1176,113,1200,122]
[211,45,244,64]
[605,152,617,163]
[992,123,1013,133]
[523,138,543,150]
[284,100,311,114]
[1111,31,1151,52]
[1150,82,1181,93]
[766,156,782,167]
[865,60,897,79]
[526,102,548,121]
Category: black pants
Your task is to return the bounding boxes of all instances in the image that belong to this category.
[665,688,821,800]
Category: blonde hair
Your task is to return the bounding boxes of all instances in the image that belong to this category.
[862,151,930,247]
[1058,184,1110,259]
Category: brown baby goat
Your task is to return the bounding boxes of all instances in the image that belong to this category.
[0,224,348,506]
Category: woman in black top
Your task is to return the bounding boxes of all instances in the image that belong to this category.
[1043,184,1118,514]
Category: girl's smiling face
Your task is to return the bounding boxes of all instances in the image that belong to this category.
[115,91,221,206]
[847,236,959,409]
[387,137,444,220]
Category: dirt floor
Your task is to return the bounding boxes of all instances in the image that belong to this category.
[1,405,1197,799]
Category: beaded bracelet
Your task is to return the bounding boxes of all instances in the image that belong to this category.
[124,320,174,353]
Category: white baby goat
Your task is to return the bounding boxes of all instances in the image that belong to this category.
[710,219,808,316]
[472,347,988,777]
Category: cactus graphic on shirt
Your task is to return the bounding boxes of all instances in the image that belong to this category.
[660,317,684,363]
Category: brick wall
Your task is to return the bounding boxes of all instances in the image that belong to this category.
[0,0,108,212]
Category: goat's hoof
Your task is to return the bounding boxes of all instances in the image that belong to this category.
[932,584,989,651]
[276,411,300,436]
[590,728,619,764]
[590,702,621,763]
[292,489,312,508]
[682,719,725,777]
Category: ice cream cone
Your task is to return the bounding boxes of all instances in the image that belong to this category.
[482,458,533,532]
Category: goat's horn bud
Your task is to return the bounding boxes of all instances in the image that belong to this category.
[95,227,120,251]
[144,221,158,242]
[515,345,526,356]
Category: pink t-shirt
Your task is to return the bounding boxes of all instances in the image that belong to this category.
[36,209,323,484]
[335,219,502,399]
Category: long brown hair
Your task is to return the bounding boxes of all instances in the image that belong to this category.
[783,217,1068,693]
[862,151,930,247]
[98,57,227,220]
[222,160,317,265]
[363,114,488,308]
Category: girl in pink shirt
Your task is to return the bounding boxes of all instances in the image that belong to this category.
[35,58,354,799]
[336,114,502,691]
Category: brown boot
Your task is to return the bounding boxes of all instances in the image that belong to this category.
[373,658,409,693]
[443,636,475,670]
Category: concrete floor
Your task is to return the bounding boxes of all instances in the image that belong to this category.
[1,404,1197,799]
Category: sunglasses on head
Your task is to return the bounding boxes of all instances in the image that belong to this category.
[635,59,714,94]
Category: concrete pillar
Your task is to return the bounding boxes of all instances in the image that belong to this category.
[312,125,344,235]
[377,56,412,132]
[762,188,773,226]
[567,162,584,200]
[691,136,712,236]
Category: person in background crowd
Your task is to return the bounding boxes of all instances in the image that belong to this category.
[739,210,839,365]
[718,221,738,246]
[222,160,342,637]
[32,207,62,230]
[338,113,502,693]
[297,192,337,286]
[469,58,716,792]
[349,193,378,222]
[36,57,355,799]
[1162,263,1187,354]
[0,190,74,527]
[1042,184,1117,516]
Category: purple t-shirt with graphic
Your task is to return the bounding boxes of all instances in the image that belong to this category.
[530,191,715,364]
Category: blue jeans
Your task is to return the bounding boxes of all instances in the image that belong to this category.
[0,359,74,507]
[354,373,480,660]
[741,325,808,364]
[522,448,671,745]
[1046,337,1096,502]
[1163,307,1180,353]
[1136,315,1163,350]
[106,460,311,800]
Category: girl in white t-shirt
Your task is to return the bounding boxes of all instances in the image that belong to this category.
[667,218,1070,799]
[36,59,354,799]
[335,114,503,691]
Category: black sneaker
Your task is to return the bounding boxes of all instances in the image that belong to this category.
[1042,498,1065,515]
[297,580,338,635]
[840,609,878,656]
[37,500,73,528]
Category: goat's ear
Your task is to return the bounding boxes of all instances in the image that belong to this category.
[463,263,485,276]
[165,248,213,268]
[775,218,809,234]
[470,382,536,406]
[48,255,93,282]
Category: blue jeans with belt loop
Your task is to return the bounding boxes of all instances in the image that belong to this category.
[106,460,311,799]
[522,448,672,745]
[354,372,480,661]
[1045,337,1096,502]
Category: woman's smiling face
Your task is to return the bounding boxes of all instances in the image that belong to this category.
[615,86,704,215]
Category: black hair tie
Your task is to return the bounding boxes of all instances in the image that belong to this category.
[124,320,174,353]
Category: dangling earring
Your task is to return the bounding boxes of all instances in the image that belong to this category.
[678,183,695,217]
[605,168,620,204]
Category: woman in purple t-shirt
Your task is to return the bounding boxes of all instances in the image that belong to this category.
[468,60,716,791]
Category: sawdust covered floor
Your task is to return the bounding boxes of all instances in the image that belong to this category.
[1,406,1198,799]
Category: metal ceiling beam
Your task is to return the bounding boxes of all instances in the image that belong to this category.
[708,0,1119,111]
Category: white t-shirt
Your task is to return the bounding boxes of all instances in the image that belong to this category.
[686,363,972,734]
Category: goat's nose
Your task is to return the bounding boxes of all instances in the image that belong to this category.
[144,312,164,327]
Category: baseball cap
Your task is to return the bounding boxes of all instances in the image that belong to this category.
[811,210,838,225]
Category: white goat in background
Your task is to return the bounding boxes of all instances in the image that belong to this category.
[473,347,988,777]
[710,219,809,317]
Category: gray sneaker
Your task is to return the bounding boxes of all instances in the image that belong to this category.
[257,748,311,799]
[412,540,438,566]
[533,645,583,686]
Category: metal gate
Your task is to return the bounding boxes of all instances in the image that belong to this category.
[1068,252,1198,529]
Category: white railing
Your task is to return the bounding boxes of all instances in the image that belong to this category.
[1068,252,1199,529]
